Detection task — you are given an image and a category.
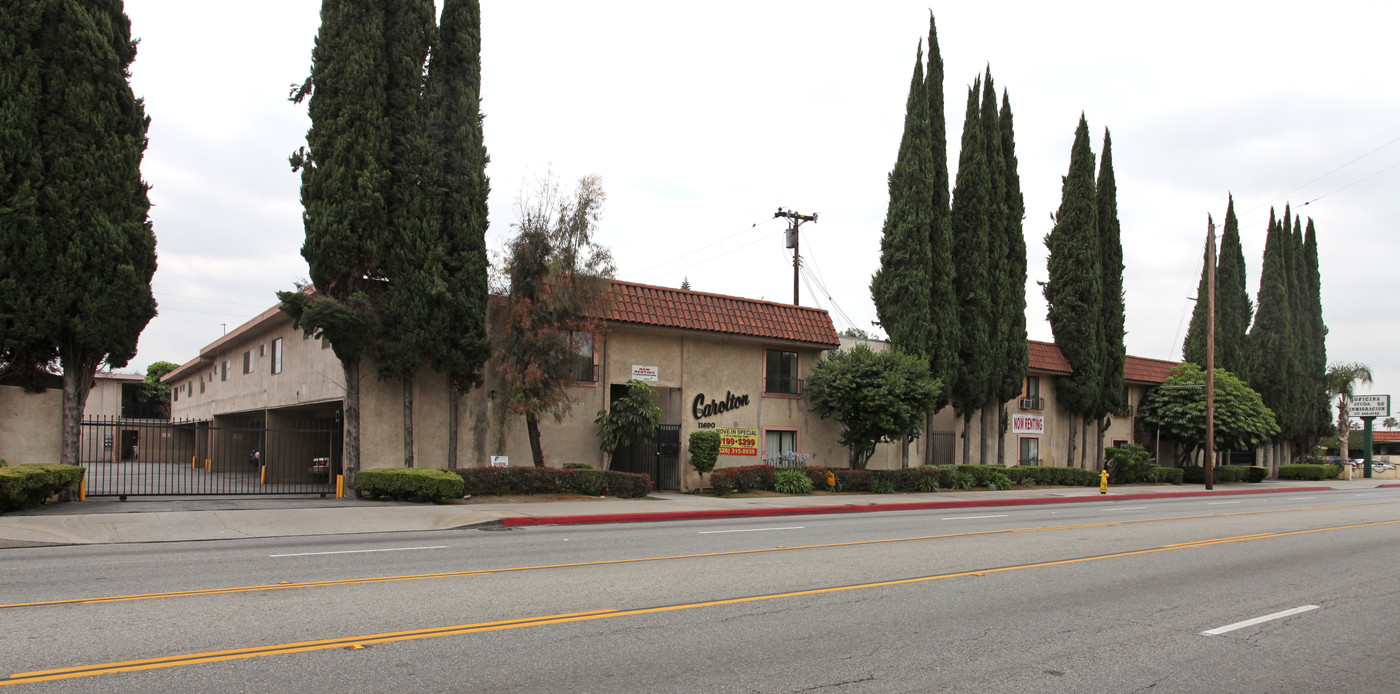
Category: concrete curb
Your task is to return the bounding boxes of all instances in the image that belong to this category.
[500,485,1336,527]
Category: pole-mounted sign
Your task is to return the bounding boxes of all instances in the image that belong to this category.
[1347,394,1390,418]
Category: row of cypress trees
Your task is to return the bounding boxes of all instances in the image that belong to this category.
[279,0,491,478]
[1183,201,1328,466]
[0,0,159,466]
[1042,117,1127,469]
[870,15,1028,465]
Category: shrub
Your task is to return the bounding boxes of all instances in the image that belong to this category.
[356,468,464,503]
[1105,444,1157,484]
[1244,465,1270,483]
[833,469,873,492]
[454,467,652,498]
[1143,467,1184,484]
[984,470,1013,491]
[1279,463,1338,481]
[869,474,896,494]
[773,468,814,495]
[0,464,85,514]
[708,464,776,493]
[916,475,940,493]
[1181,465,1261,484]
[561,462,593,470]
[946,470,974,490]
[688,431,720,483]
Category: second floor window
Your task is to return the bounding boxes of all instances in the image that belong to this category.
[243,350,253,374]
[564,331,595,382]
[1020,375,1043,410]
[270,338,284,375]
[765,349,799,394]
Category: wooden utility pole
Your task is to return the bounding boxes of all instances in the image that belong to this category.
[774,208,817,305]
[1205,216,1217,490]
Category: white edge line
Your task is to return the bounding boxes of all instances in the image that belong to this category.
[1201,605,1320,635]
[1288,497,1316,500]
[698,526,805,534]
[270,546,448,558]
[1207,501,1242,505]
[1101,506,1148,511]
[941,514,1009,521]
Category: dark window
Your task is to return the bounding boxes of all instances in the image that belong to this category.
[271,338,283,375]
[765,349,799,394]
[1019,376,1043,410]
[565,331,595,382]
[221,359,230,382]
[243,350,253,374]
[1019,437,1040,466]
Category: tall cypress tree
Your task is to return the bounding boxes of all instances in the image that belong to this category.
[1182,240,1211,367]
[1043,115,1101,468]
[1215,196,1253,378]
[976,70,1005,460]
[924,15,959,422]
[1095,130,1125,468]
[0,0,157,465]
[949,79,992,464]
[283,0,395,481]
[1248,209,1294,470]
[1301,218,1328,451]
[871,43,935,380]
[424,0,491,468]
[993,90,1028,465]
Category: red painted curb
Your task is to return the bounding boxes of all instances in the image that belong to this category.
[499,486,1336,527]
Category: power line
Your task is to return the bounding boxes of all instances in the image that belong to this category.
[1240,134,1400,217]
[621,217,780,285]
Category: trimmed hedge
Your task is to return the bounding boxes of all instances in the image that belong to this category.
[1180,465,1269,484]
[1143,467,1184,484]
[454,466,652,498]
[356,468,464,503]
[708,463,1108,494]
[1279,463,1339,481]
[0,463,87,513]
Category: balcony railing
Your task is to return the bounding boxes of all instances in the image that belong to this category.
[1019,396,1044,411]
[764,376,802,396]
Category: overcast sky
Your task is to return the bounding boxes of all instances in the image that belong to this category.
[121,0,1399,407]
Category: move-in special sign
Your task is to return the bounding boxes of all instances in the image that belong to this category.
[1012,414,1045,435]
[1347,394,1391,418]
[715,427,758,456]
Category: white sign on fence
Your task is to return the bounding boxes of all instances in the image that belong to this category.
[490,456,509,468]
[1348,394,1391,418]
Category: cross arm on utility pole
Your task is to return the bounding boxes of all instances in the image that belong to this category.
[774,208,818,305]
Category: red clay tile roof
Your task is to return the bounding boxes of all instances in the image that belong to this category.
[1027,339,1177,384]
[600,281,841,347]
[1373,430,1400,443]
[1124,354,1176,384]
[1028,340,1072,374]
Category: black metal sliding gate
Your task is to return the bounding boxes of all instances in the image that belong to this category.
[609,424,681,491]
[79,417,339,498]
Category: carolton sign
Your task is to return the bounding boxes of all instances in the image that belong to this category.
[692,391,750,419]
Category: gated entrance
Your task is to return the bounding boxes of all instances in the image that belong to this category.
[609,424,681,491]
[80,417,339,498]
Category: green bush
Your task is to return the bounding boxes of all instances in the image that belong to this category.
[946,470,974,490]
[1181,465,1262,484]
[1244,465,1270,483]
[916,475,941,493]
[998,465,1100,487]
[869,474,896,494]
[984,470,1013,491]
[356,468,464,503]
[773,468,814,494]
[1142,467,1184,484]
[709,464,776,493]
[688,431,721,478]
[0,464,85,513]
[1105,444,1157,484]
[833,469,873,492]
[454,467,653,498]
[1279,463,1338,481]
[561,462,593,470]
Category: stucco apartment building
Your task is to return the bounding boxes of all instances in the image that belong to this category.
[0,371,153,465]
[162,280,1177,490]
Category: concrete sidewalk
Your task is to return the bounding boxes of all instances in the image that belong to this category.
[2,478,1395,548]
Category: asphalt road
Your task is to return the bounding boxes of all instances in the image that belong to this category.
[4,490,1399,692]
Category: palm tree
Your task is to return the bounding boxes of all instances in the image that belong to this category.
[1383,417,1399,430]
[1326,362,1374,457]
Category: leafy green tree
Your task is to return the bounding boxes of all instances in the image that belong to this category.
[1094,130,1126,466]
[806,345,940,470]
[950,79,992,463]
[680,277,691,291]
[493,174,615,467]
[840,326,874,340]
[595,379,663,461]
[1043,115,1101,468]
[422,0,491,468]
[0,0,158,465]
[1326,362,1372,457]
[871,42,934,387]
[141,361,180,419]
[1138,363,1280,467]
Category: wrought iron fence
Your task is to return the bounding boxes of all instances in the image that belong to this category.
[79,417,339,498]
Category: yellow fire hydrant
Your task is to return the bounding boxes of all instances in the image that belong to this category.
[825,470,837,491]
[1100,469,1109,494]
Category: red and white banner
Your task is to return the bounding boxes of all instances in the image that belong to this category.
[1012,414,1044,435]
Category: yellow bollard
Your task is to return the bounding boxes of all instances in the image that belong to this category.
[191,456,197,470]
[80,470,87,502]
[335,474,345,499]
[1100,469,1109,494]
[205,458,211,473]
[260,465,266,485]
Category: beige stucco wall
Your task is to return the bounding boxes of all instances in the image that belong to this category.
[82,374,142,420]
[0,385,62,464]
[168,315,346,422]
